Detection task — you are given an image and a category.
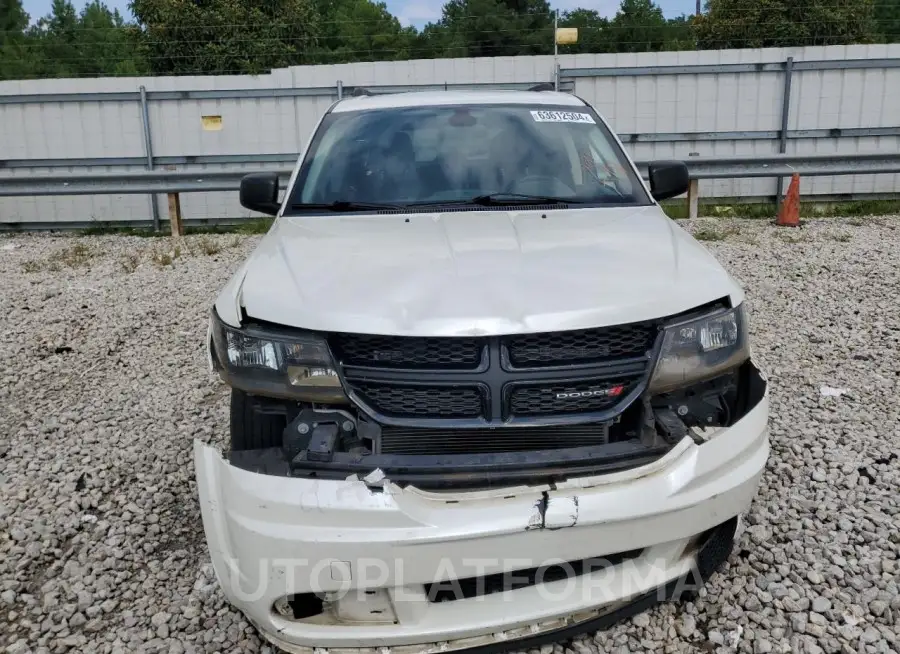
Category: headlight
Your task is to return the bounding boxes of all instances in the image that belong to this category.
[209,311,347,402]
[648,305,750,394]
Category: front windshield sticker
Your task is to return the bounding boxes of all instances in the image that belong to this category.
[530,110,596,124]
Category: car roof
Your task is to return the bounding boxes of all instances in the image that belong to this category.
[331,90,586,113]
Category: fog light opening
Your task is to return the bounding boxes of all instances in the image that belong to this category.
[274,593,325,620]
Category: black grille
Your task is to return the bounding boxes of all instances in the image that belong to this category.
[351,382,484,418]
[330,333,482,370]
[425,548,643,602]
[509,379,637,417]
[379,424,611,455]
[331,321,655,427]
[504,323,657,368]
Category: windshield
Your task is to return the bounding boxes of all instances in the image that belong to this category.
[287,103,650,211]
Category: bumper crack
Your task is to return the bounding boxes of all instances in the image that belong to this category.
[527,491,550,530]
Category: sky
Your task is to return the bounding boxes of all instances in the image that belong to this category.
[22,0,699,28]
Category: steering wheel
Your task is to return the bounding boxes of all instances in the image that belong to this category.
[502,175,576,197]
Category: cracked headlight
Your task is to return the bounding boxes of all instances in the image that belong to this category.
[209,311,346,402]
[648,305,750,394]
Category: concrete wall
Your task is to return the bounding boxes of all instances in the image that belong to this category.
[1,44,899,226]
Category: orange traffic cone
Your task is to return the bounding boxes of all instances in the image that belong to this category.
[776,173,801,227]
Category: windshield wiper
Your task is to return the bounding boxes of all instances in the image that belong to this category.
[468,193,587,206]
[290,200,405,212]
[403,194,583,209]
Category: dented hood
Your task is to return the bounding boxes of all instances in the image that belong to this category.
[217,206,743,335]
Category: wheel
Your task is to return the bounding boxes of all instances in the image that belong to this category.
[229,389,287,451]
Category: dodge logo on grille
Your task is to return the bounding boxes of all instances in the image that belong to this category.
[555,384,625,400]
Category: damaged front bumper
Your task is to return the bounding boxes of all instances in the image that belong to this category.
[193,368,769,653]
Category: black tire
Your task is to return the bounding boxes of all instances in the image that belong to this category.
[230,389,286,451]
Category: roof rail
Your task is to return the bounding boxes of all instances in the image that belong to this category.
[349,87,373,97]
[528,83,556,92]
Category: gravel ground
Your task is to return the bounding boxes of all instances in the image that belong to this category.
[1,217,898,654]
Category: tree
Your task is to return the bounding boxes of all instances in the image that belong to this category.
[0,0,31,79]
[416,0,553,59]
[314,0,416,62]
[78,1,146,75]
[0,0,27,38]
[558,9,613,54]
[4,0,889,81]
[695,0,877,49]
[607,0,669,52]
[662,14,696,51]
[875,0,900,42]
[130,0,321,74]
[16,1,146,79]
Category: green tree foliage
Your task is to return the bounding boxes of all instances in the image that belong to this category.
[558,9,612,54]
[695,0,877,49]
[662,15,696,50]
[0,0,27,38]
[1,0,145,79]
[130,0,321,74]
[314,0,416,62]
[417,0,553,58]
[0,0,891,81]
[0,0,31,79]
[27,1,147,77]
[607,0,669,52]
[874,0,900,42]
[558,0,694,55]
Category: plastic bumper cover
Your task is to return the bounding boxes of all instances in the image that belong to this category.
[194,380,768,652]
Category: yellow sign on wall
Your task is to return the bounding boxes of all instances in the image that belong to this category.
[201,115,223,131]
[555,28,578,45]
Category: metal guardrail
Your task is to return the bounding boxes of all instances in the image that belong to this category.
[0,169,293,196]
[636,153,900,179]
[3,153,898,196]
[1,152,899,232]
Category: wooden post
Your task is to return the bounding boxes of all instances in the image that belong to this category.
[687,178,700,220]
[167,192,183,236]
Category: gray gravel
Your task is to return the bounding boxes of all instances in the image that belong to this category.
[1,217,899,654]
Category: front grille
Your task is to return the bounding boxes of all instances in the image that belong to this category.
[504,323,657,368]
[425,548,644,602]
[330,333,483,370]
[351,382,484,418]
[508,379,637,417]
[332,320,656,427]
[379,424,611,455]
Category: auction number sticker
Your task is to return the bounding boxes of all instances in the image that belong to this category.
[530,110,596,124]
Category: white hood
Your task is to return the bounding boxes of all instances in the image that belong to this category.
[216,206,743,335]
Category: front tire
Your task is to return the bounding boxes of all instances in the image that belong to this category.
[229,389,286,451]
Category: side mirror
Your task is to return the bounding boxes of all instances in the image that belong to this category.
[239,172,280,215]
[647,161,689,201]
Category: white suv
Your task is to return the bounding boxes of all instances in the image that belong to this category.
[197,90,769,653]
